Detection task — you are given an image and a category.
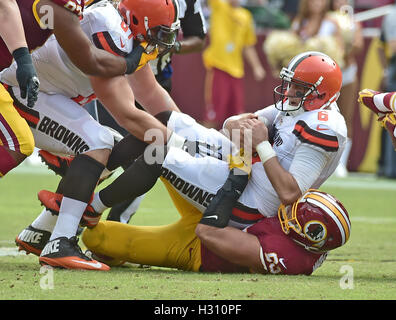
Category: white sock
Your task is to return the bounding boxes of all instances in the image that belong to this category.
[31,208,58,233]
[340,138,352,168]
[91,192,108,214]
[49,197,87,240]
[120,194,145,224]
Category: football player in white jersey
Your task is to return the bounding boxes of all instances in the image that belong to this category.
[18,51,347,269]
[35,51,347,228]
[79,51,348,229]
[77,51,350,272]
[6,0,190,271]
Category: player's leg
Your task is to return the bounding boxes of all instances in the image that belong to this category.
[11,88,113,270]
[358,89,396,149]
[82,185,203,271]
[0,83,34,177]
[358,89,396,115]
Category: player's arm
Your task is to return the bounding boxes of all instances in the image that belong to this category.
[0,0,27,52]
[127,64,180,114]
[90,75,172,144]
[241,118,301,205]
[245,119,333,205]
[195,224,265,273]
[36,0,135,77]
[0,0,39,107]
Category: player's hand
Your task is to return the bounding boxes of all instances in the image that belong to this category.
[239,118,269,150]
[13,47,40,108]
[124,41,159,74]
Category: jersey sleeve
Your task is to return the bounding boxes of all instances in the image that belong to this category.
[85,3,133,56]
[247,219,326,275]
[51,0,84,16]
[293,119,339,152]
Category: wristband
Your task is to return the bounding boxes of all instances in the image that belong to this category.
[256,141,276,164]
[167,132,186,149]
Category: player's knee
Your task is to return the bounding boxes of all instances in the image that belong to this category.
[82,221,106,250]
[20,131,35,157]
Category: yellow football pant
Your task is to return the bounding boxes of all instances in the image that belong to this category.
[82,178,203,271]
[0,84,35,156]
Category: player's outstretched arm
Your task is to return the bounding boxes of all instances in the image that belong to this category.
[195,224,265,273]
[90,75,171,144]
[37,0,128,77]
[127,64,180,115]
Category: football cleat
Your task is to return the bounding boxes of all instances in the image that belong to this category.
[38,190,101,228]
[15,225,51,256]
[38,150,74,177]
[358,89,394,117]
[380,113,396,149]
[39,236,110,271]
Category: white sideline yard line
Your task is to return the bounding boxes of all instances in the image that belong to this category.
[0,247,26,257]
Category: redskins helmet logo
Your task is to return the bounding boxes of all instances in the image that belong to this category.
[303,220,327,243]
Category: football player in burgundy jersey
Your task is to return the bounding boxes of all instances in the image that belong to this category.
[358,89,396,150]
[80,189,350,275]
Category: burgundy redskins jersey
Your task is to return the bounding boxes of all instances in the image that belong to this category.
[0,0,84,71]
[200,216,327,275]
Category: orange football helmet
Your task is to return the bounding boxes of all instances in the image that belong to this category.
[274,51,342,112]
[118,0,180,51]
[278,189,351,253]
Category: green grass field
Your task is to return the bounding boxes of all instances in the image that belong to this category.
[1,163,396,301]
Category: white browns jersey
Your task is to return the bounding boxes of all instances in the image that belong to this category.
[238,103,347,218]
[0,0,133,102]
[163,105,347,229]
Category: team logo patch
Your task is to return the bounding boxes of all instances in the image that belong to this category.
[303,220,327,243]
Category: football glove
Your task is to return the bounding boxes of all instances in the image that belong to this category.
[12,47,40,108]
[199,167,249,228]
[227,148,252,176]
[125,41,158,74]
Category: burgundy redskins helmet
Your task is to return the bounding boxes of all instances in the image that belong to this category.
[274,51,342,112]
[118,0,180,50]
[278,189,351,252]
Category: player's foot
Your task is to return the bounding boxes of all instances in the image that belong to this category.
[39,236,110,271]
[15,225,51,256]
[380,113,396,149]
[38,150,74,177]
[358,89,393,117]
[38,190,101,228]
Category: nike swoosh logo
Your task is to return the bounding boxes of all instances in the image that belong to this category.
[71,259,103,269]
[120,37,125,48]
[316,125,328,131]
[279,258,287,269]
[203,215,218,220]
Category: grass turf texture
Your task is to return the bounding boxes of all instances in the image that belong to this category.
[1,168,396,300]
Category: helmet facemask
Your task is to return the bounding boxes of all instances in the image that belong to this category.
[143,19,180,56]
[273,67,325,113]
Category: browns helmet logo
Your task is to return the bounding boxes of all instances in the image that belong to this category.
[303,220,327,243]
